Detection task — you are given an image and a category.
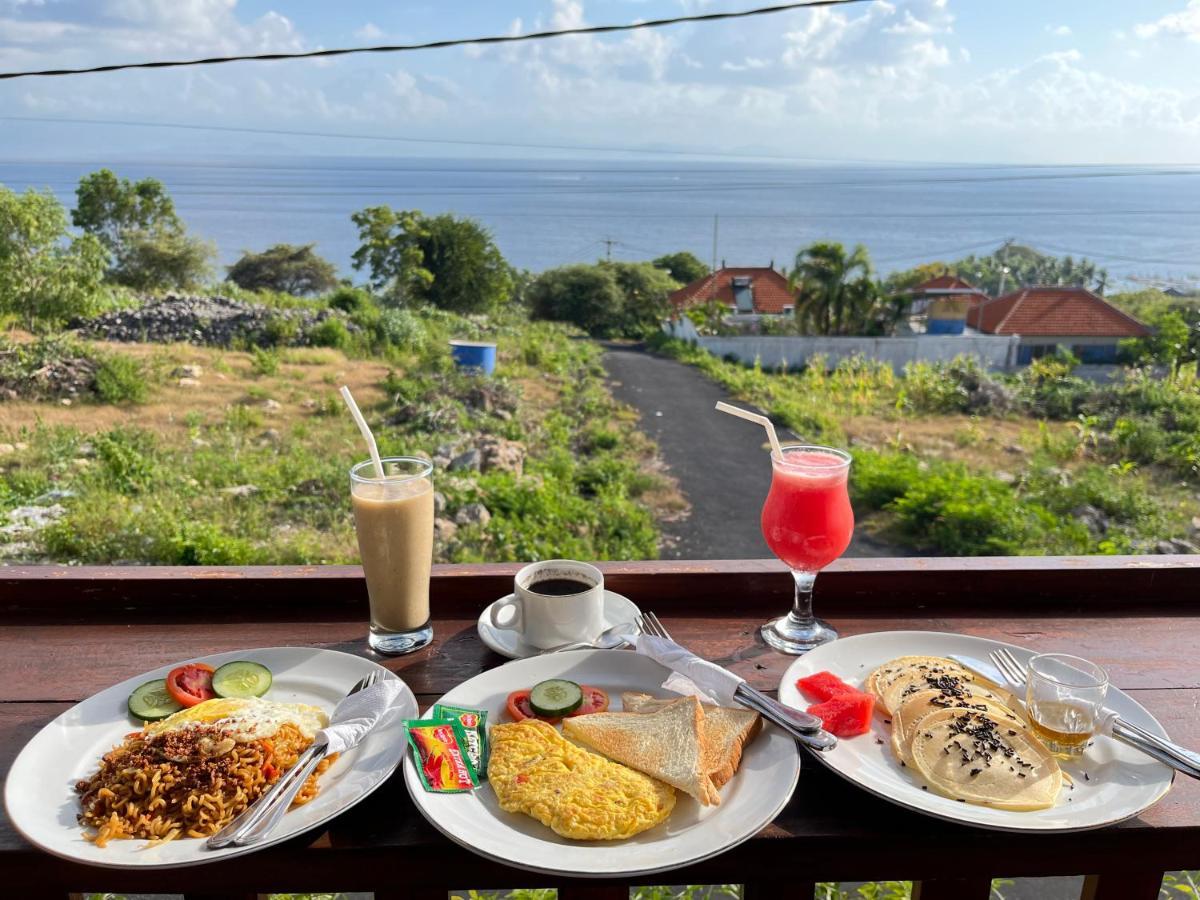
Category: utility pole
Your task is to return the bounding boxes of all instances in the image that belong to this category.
[997,238,1014,296]
[710,214,719,301]
[601,237,616,262]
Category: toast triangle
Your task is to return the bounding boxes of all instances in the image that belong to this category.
[621,691,761,789]
[563,695,720,806]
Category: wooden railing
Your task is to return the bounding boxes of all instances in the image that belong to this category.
[3,556,1198,899]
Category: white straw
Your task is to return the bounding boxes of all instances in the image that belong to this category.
[715,401,783,458]
[340,385,384,479]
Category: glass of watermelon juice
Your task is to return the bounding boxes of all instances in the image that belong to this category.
[759,444,853,654]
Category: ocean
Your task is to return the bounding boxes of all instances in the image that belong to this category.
[2,156,1199,289]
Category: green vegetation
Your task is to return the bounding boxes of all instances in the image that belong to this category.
[0,187,113,328]
[351,206,512,312]
[653,337,1198,556]
[653,250,710,284]
[72,168,215,291]
[529,260,679,338]
[226,243,340,295]
[886,243,1108,297]
[93,353,148,404]
[1,307,674,565]
[790,241,903,336]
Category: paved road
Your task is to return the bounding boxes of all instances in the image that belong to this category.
[601,344,905,560]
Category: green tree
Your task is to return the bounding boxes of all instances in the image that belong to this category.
[790,241,887,335]
[529,264,625,336]
[956,244,1107,296]
[420,213,512,313]
[72,169,213,291]
[881,261,955,294]
[652,251,709,285]
[0,187,110,328]
[528,261,676,337]
[350,206,511,312]
[226,243,339,295]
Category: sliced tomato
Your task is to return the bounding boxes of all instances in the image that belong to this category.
[165,663,216,708]
[567,685,610,717]
[505,689,560,724]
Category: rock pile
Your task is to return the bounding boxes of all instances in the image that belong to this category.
[0,353,98,402]
[73,294,350,348]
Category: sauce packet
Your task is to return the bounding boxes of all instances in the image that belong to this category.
[405,719,479,793]
[433,704,488,778]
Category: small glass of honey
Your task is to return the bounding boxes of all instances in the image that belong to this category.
[1026,653,1109,758]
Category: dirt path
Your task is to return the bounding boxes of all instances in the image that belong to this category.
[601,343,908,560]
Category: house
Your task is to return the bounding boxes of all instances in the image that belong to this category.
[907,275,990,334]
[966,286,1150,364]
[669,267,796,316]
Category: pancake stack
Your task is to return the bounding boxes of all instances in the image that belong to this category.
[868,655,1062,810]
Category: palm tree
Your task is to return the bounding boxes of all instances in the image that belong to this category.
[789,241,876,335]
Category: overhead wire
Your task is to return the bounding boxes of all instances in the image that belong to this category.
[0,0,873,80]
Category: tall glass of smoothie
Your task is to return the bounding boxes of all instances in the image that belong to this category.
[350,456,435,655]
[759,444,853,654]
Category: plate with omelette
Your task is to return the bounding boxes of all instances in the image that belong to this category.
[779,631,1175,832]
[402,649,800,877]
[4,647,414,869]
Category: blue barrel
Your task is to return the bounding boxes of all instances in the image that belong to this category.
[927,318,966,335]
[449,340,497,375]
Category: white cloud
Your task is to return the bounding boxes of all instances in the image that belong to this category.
[1046,24,1072,36]
[721,57,770,72]
[1135,0,1200,40]
[355,22,383,42]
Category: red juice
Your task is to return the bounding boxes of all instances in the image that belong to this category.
[760,449,853,572]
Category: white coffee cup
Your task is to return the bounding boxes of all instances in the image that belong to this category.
[489,560,605,649]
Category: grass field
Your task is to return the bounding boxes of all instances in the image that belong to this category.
[0,313,683,565]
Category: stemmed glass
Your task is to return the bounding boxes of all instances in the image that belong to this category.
[759,444,854,654]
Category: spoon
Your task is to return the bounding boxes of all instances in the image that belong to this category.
[537,621,639,654]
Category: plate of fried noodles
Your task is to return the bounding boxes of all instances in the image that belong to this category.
[3,647,414,868]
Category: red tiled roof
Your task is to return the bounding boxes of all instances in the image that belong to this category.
[669,267,796,314]
[912,275,986,295]
[967,287,1151,338]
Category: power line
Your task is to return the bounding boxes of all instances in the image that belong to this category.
[0,0,872,81]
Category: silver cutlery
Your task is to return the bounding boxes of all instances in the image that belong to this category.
[984,648,1200,780]
[207,668,381,850]
[639,611,836,752]
[538,620,641,654]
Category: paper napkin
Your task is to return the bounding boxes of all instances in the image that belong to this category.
[320,678,409,755]
[632,633,744,706]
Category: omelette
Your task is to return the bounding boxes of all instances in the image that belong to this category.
[489,719,676,840]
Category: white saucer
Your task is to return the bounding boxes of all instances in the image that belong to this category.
[476,589,641,659]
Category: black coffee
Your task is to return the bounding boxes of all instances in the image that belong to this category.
[530,578,592,596]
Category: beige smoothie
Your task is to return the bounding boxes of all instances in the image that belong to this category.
[351,473,434,632]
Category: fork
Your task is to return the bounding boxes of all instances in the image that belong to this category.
[989,648,1200,780]
[639,612,837,752]
[207,668,381,850]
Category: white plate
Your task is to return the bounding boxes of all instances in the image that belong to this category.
[404,649,800,877]
[476,590,641,659]
[4,647,415,869]
[779,631,1174,832]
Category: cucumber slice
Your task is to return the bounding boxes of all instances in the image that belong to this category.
[128,679,183,722]
[211,660,273,699]
[530,678,583,717]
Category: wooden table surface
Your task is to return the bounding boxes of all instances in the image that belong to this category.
[3,557,1199,899]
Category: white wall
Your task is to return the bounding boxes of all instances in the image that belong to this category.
[662,320,1020,372]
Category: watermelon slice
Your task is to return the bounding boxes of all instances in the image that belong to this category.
[807,692,876,737]
[796,670,861,703]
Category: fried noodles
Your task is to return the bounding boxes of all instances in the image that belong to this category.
[75,722,337,847]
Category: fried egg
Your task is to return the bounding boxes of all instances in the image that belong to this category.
[145,697,328,742]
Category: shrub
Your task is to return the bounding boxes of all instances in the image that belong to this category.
[226,243,339,295]
[94,354,148,404]
[377,308,428,350]
[851,450,922,508]
[307,317,351,349]
[250,346,281,377]
[325,285,373,313]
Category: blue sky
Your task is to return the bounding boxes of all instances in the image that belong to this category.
[2,0,1200,163]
